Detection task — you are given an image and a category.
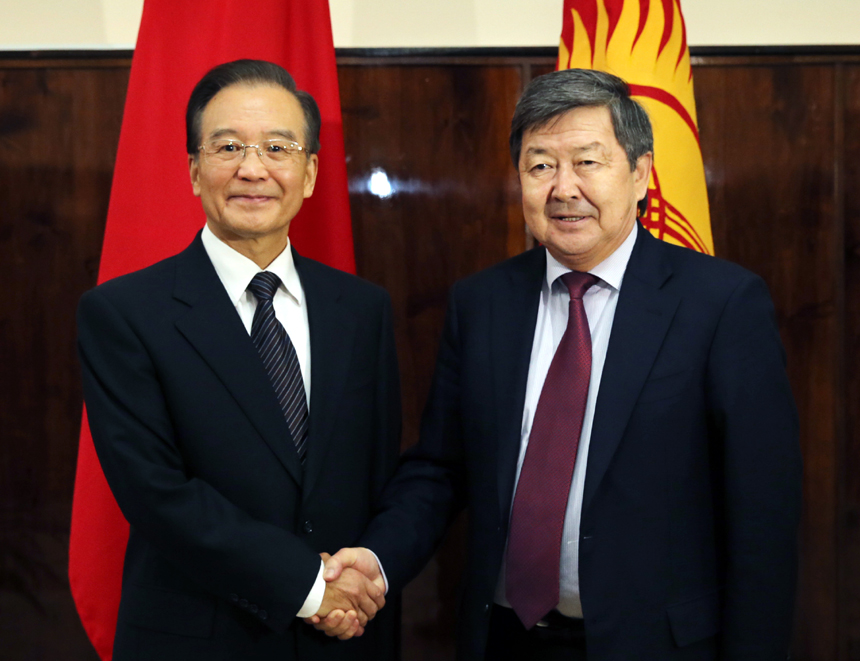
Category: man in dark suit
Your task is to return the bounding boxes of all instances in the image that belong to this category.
[78,60,401,660]
[318,69,801,660]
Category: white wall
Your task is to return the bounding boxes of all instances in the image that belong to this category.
[1,0,858,50]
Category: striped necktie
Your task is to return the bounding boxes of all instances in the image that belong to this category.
[247,271,309,462]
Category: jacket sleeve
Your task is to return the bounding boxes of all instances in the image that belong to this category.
[361,283,468,592]
[77,286,321,633]
[706,274,802,660]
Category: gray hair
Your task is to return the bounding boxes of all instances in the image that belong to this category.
[509,69,653,172]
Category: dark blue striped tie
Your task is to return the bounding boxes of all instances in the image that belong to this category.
[247,272,309,462]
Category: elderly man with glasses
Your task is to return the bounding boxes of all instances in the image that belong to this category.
[77,59,401,661]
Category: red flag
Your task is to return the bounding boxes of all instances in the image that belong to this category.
[68,1,353,658]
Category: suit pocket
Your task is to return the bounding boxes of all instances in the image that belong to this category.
[637,369,692,404]
[666,588,721,648]
[122,584,216,638]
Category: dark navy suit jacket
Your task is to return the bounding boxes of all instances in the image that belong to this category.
[362,225,801,660]
[78,234,402,661]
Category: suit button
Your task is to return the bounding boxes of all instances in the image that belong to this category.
[259,610,268,620]
[484,604,490,614]
[302,520,313,534]
[229,594,239,603]
[250,604,259,614]
[239,598,248,609]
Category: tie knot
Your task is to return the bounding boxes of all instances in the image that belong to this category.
[560,271,598,300]
[248,271,282,302]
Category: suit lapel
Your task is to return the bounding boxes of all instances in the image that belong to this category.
[172,235,303,486]
[582,228,679,514]
[493,248,546,522]
[293,251,356,500]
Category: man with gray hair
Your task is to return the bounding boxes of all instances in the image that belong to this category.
[320,69,801,660]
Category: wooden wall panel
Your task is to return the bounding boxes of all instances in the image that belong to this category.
[0,62,127,661]
[842,62,860,661]
[695,63,841,660]
[339,64,524,451]
[0,51,858,660]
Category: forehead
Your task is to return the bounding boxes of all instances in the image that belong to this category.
[200,83,304,137]
[521,105,620,154]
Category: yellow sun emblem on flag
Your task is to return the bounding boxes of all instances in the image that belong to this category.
[559,0,713,254]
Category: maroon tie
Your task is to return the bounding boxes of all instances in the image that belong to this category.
[506,270,598,630]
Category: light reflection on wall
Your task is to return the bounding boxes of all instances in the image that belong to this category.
[349,168,473,197]
[368,167,393,198]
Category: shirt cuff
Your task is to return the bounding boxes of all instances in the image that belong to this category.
[368,549,390,595]
[296,560,325,618]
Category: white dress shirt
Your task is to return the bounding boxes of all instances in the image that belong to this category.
[200,224,325,618]
[495,222,638,618]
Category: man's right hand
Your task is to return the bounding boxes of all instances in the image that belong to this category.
[323,547,383,587]
[306,548,385,639]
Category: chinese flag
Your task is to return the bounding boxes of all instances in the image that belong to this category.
[68,1,353,658]
[559,0,713,254]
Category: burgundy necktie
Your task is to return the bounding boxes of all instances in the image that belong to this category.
[506,270,598,630]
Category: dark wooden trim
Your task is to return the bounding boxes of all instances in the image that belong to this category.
[335,48,556,66]
[336,46,558,58]
[691,45,860,57]
[337,45,860,60]
[2,45,860,68]
[692,54,860,67]
[0,50,132,68]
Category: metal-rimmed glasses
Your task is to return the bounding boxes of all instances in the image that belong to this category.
[198,138,306,168]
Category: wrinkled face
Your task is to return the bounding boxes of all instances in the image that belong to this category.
[188,83,318,250]
[518,105,651,271]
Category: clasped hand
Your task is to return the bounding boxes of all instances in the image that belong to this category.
[304,549,384,639]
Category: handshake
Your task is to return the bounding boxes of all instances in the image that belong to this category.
[305,547,384,640]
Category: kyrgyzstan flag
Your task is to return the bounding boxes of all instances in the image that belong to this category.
[68,1,353,658]
[558,0,713,254]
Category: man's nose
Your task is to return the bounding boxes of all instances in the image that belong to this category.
[236,147,269,179]
[553,164,580,200]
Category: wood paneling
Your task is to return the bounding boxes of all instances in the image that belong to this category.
[695,63,842,660]
[0,63,128,661]
[842,63,860,661]
[339,64,524,448]
[1,50,858,660]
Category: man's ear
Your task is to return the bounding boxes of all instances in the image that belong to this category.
[303,153,319,199]
[634,152,653,199]
[189,154,201,197]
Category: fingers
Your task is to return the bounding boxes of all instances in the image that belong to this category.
[318,567,383,621]
[323,547,379,583]
[358,591,384,620]
[310,548,384,642]
[323,549,349,582]
[338,568,378,624]
[362,577,385,611]
[307,609,364,639]
[339,618,363,640]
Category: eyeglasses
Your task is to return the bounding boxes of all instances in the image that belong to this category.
[198,138,306,168]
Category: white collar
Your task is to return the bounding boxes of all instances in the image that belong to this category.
[544,221,638,292]
[201,224,304,306]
